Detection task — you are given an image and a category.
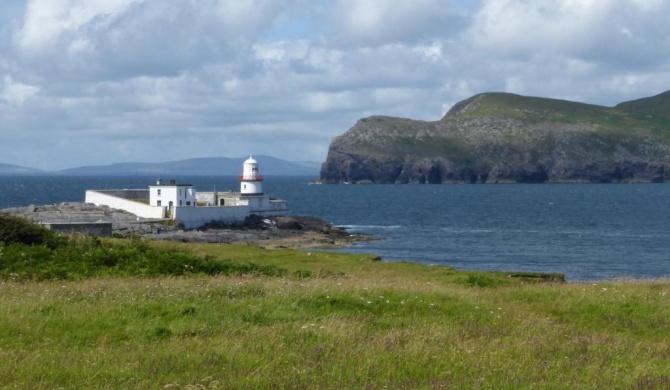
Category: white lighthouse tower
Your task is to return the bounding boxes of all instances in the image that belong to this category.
[240,156,263,195]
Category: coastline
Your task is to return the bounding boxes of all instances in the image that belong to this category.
[0,202,371,249]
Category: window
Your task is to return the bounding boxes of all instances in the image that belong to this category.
[186,201,191,206]
[179,200,183,206]
[157,200,161,206]
[157,189,161,196]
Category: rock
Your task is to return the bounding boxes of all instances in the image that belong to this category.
[1,202,172,236]
[1,204,370,247]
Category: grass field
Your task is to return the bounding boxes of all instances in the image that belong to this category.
[1,240,669,389]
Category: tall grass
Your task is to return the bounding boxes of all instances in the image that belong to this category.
[2,217,668,388]
[1,239,669,389]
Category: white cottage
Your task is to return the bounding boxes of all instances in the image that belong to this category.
[149,179,196,208]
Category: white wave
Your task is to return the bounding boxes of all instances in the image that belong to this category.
[440,228,497,234]
[337,224,402,230]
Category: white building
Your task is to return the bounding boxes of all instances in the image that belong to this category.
[149,179,196,208]
[85,156,288,229]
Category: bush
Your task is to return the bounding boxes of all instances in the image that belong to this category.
[0,214,62,248]
[0,234,289,281]
[0,215,292,281]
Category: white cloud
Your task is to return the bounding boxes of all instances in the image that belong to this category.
[15,0,138,54]
[469,0,670,68]
[1,76,40,105]
[332,0,466,47]
[1,0,670,170]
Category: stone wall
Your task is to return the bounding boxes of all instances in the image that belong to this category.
[42,222,113,237]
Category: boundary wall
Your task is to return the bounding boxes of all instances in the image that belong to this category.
[85,190,165,219]
[248,197,289,216]
[173,206,251,229]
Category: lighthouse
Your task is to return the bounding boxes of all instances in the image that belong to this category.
[240,156,263,195]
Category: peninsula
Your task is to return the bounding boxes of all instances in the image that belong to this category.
[320,90,670,184]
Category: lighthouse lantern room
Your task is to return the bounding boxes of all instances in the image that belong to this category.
[240,156,263,195]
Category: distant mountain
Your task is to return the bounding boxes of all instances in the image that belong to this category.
[321,90,670,183]
[58,155,320,176]
[0,163,43,175]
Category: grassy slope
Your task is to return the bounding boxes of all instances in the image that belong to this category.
[445,92,670,133]
[344,92,670,161]
[1,242,669,389]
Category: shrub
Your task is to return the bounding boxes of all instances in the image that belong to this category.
[0,234,289,281]
[0,214,63,248]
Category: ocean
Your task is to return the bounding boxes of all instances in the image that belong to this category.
[2,175,670,281]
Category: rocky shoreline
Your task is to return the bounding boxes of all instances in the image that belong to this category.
[1,203,368,249]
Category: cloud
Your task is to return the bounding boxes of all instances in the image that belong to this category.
[1,0,670,170]
[469,0,670,68]
[332,0,467,47]
[1,76,40,105]
[15,0,135,54]
[12,0,286,82]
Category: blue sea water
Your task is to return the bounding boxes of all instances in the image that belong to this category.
[2,175,670,281]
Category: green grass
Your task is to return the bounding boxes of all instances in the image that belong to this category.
[0,237,286,281]
[1,237,670,389]
[444,92,670,142]
[0,214,287,280]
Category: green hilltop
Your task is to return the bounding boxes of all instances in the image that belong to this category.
[447,91,670,135]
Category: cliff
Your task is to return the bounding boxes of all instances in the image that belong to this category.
[320,91,670,183]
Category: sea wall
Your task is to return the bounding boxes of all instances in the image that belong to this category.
[247,197,289,216]
[85,190,165,219]
[173,206,251,229]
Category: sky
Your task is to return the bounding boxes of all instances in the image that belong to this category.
[1,0,670,171]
